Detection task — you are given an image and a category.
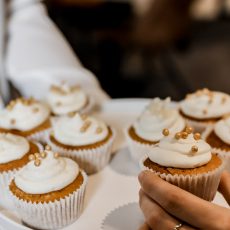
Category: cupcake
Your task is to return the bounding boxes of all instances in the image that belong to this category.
[0,97,51,142]
[0,133,39,206]
[47,83,93,116]
[126,98,186,162]
[180,88,230,132]
[47,113,115,174]
[140,127,224,201]
[9,146,87,230]
[203,116,230,170]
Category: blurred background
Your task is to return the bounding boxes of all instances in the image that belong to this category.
[46,0,230,100]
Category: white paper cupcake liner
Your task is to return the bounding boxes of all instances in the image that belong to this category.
[9,170,88,230]
[46,128,116,174]
[27,126,52,144]
[124,127,156,163]
[202,127,230,171]
[140,155,225,201]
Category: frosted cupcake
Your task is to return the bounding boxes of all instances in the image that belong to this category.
[126,98,186,162]
[203,116,230,169]
[9,146,87,230]
[0,97,51,142]
[47,83,93,116]
[47,113,115,174]
[180,88,230,132]
[140,127,224,201]
[0,133,39,206]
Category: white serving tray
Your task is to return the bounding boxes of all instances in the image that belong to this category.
[0,98,228,230]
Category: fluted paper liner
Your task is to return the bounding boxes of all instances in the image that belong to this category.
[140,155,225,201]
[125,127,157,163]
[203,127,230,171]
[46,128,116,174]
[27,126,52,144]
[9,170,87,230]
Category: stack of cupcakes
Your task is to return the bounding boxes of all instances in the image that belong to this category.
[47,112,115,174]
[140,127,225,201]
[0,97,51,142]
[9,146,87,229]
[180,88,230,132]
[126,98,186,162]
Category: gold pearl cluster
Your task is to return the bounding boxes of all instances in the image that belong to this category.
[28,145,59,167]
[51,84,81,95]
[162,126,201,154]
[7,97,36,111]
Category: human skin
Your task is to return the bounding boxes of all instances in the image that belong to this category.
[138,170,230,230]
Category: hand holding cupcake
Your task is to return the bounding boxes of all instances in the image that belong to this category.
[140,127,224,201]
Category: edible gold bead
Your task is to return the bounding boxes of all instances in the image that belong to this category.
[203,109,207,115]
[68,111,76,117]
[181,132,188,139]
[34,159,41,167]
[96,127,103,134]
[185,126,193,134]
[40,151,47,158]
[175,132,181,140]
[54,152,59,158]
[162,128,169,136]
[81,114,88,121]
[45,145,51,151]
[194,133,201,140]
[191,145,198,153]
[33,107,39,113]
[34,153,40,158]
[55,101,62,107]
[10,119,16,125]
[29,154,35,161]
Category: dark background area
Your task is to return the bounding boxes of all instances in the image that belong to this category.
[47,1,230,101]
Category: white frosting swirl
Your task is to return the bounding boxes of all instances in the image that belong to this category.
[15,150,79,194]
[47,84,87,115]
[148,133,212,168]
[0,98,50,131]
[214,117,230,145]
[53,113,109,146]
[134,98,185,142]
[0,133,29,164]
[180,89,230,119]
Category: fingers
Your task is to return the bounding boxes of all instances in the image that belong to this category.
[139,170,230,230]
[139,189,195,230]
[218,171,230,205]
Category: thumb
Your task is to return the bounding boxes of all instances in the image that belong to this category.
[218,171,230,205]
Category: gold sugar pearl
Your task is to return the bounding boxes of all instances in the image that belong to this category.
[29,154,35,161]
[56,101,62,107]
[181,132,188,139]
[162,128,169,136]
[194,133,201,140]
[208,98,213,104]
[185,126,193,134]
[40,151,47,159]
[175,132,181,140]
[45,145,51,151]
[81,114,88,121]
[96,127,103,134]
[80,120,92,133]
[203,109,207,115]
[68,111,76,117]
[222,97,227,104]
[54,152,59,158]
[34,159,41,167]
[191,145,198,153]
[33,107,39,113]
[34,153,40,158]
[10,119,16,125]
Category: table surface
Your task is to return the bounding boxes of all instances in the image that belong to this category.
[0,98,228,230]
